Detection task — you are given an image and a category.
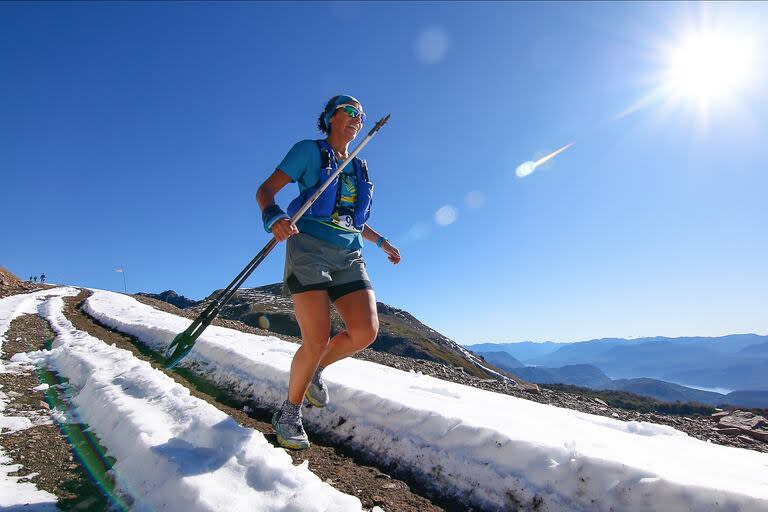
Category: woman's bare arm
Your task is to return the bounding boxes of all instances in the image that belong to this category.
[362,224,401,264]
[256,169,298,241]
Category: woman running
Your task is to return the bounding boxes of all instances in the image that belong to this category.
[256,95,401,449]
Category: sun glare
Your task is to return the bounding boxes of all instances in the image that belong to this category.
[664,31,754,104]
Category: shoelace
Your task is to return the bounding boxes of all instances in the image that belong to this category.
[280,400,302,426]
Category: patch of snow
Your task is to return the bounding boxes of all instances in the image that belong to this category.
[49,408,69,424]
[0,415,32,434]
[10,352,33,364]
[0,452,57,510]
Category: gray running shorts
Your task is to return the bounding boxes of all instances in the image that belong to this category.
[283,233,371,299]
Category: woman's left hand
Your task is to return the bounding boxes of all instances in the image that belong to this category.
[381,241,401,265]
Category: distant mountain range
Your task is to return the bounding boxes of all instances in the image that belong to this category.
[470,335,768,408]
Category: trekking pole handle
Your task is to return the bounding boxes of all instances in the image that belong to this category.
[288,114,391,227]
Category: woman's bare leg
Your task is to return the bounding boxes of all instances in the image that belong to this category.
[318,289,379,368]
[287,290,331,404]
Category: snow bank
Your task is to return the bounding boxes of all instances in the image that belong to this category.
[85,290,768,512]
[29,294,361,512]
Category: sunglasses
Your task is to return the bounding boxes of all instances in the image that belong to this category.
[335,103,366,123]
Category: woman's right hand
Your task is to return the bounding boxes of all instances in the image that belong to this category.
[271,218,298,242]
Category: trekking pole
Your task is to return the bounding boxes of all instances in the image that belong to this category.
[164,114,391,368]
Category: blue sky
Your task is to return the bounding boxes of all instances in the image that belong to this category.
[3,1,767,344]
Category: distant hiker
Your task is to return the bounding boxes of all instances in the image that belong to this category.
[40,273,46,284]
[33,276,37,283]
[256,95,401,449]
[29,276,33,282]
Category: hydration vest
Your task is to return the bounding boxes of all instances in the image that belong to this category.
[286,140,374,231]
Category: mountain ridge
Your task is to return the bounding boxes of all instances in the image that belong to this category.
[139,284,516,383]
[469,333,768,395]
[474,350,768,408]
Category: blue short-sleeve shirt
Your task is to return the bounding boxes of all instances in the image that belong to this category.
[277,140,364,250]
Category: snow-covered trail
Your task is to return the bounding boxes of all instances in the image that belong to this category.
[85,289,768,512]
[0,286,80,510]
[2,288,361,511]
[0,286,80,360]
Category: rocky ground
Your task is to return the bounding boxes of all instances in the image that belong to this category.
[0,266,44,297]
[2,283,766,512]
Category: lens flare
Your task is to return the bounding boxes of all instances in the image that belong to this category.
[405,222,431,242]
[435,205,458,226]
[36,365,132,511]
[534,143,573,167]
[416,27,449,64]
[516,143,573,178]
[465,191,485,209]
[515,161,536,178]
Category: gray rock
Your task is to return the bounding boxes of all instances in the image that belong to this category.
[718,411,768,442]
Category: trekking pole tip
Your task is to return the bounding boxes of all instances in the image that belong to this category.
[369,114,391,135]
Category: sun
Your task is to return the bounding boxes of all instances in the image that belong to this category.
[663,31,754,106]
